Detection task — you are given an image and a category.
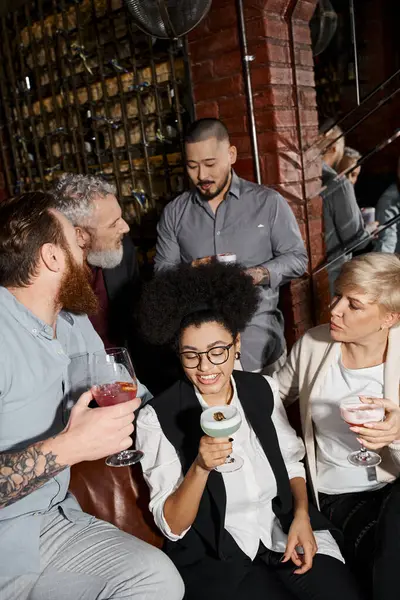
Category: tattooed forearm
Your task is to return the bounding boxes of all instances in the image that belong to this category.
[0,442,66,508]
[245,266,270,286]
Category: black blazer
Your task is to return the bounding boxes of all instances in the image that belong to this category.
[150,371,339,568]
[102,235,140,352]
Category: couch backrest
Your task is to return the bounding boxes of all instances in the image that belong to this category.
[69,459,163,548]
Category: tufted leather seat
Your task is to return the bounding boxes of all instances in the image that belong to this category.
[69,459,163,548]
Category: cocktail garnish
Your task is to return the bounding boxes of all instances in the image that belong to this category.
[213,411,226,422]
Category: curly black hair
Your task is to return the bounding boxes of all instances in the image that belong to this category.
[139,262,260,347]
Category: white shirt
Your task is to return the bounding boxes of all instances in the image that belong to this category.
[136,376,343,562]
[313,346,386,494]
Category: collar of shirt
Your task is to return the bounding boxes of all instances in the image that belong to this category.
[322,162,337,176]
[0,286,73,341]
[192,170,241,206]
[194,375,238,409]
[322,161,349,195]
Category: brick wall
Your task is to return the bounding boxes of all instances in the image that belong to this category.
[187,0,327,348]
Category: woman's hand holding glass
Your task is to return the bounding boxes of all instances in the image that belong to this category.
[200,405,243,472]
[195,435,233,472]
[350,396,400,450]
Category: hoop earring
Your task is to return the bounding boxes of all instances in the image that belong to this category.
[235,351,241,360]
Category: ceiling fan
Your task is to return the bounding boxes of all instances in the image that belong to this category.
[124,0,212,39]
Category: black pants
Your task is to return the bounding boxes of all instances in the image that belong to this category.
[179,548,362,600]
[320,479,400,600]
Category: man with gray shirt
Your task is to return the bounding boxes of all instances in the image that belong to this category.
[374,157,400,253]
[320,125,374,295]
[155,118,308,373]
[0,192,184,600]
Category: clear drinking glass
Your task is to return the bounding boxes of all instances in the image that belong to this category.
[216,253,237,264]
[91,347,143,467]
[340,399,385,467]
[200,405,243,472]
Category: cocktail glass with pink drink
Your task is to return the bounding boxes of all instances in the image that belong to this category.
[92,347,143,467]
[340,399,385,467]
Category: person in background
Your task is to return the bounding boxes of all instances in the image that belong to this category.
[53,173,139,353]
[136,262,361,600]
[154,118,308,376]
[337,147,362,186]
[320,125,376,296]
[0,192,183,600]
[374,156,400,253]
[276,253,400,600]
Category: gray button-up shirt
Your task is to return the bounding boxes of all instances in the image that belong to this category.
[0,287,151,577]
[321,163,369,293]
[155,171,308,371]
[374,183,400,253]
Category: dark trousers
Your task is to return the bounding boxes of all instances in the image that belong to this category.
[179,548,362,600]
[320,479,400,600]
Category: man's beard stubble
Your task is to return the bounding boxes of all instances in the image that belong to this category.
[57,249,99,315]
[196,169,231,202]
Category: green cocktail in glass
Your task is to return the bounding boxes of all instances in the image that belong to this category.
[200,405,243,472]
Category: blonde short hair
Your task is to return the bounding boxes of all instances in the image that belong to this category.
[336,253,400,313]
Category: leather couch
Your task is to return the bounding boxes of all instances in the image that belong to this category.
[69,459,163,548]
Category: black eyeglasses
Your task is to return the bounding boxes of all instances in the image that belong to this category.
[179,342,235,369]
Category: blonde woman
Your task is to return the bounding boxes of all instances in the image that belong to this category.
[276,253,400,600]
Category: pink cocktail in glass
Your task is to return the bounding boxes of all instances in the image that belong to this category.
[91,347,143,467]
[93,381,137,407]
[340,401,385,467]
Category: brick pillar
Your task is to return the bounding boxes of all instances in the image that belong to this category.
[187,0,326,348]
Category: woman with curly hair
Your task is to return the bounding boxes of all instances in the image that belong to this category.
[136,263,361,600]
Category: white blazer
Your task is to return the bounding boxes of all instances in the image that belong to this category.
[275,324,400,508]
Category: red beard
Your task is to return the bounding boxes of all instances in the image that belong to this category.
[57,249,99,315]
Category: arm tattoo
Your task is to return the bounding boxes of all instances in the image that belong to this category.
[0,442,66,509]
[246,266,270,286]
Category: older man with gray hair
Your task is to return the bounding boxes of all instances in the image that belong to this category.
[53,173,139,352]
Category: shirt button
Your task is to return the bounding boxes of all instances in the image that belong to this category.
[216,231,221,236]
[32,328,38,335]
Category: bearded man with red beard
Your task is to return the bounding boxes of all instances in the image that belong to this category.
[0,192,183,600]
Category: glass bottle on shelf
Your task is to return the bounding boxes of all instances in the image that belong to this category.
[84,109,105,165]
